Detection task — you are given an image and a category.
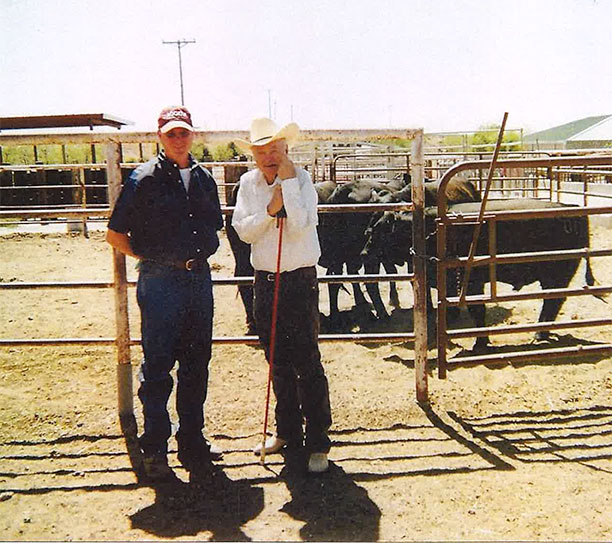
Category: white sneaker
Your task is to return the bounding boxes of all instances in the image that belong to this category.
[308,452,329,473]
[253,435,287,456]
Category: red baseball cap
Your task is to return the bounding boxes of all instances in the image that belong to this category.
[157,106,194,133]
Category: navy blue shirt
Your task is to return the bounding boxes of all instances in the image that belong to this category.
[108,152,223,263]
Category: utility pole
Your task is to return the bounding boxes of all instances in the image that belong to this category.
[162,38,196,105]
[267,89,272,118]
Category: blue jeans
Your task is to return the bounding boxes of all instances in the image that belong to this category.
[136,261,213,456]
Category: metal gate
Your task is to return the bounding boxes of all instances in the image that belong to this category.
[434,155,612,378]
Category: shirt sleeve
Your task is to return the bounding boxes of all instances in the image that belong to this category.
[231,174,275,244]
[281,168,319,240]
[107,175,136,234]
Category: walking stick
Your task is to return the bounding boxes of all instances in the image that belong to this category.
[260,212,285,465]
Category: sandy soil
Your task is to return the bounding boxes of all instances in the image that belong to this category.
[1,224,612,541]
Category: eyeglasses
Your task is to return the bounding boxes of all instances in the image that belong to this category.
[164,130,192,139]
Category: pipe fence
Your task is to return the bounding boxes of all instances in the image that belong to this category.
[435,155,612,378]
[0,132,430,410]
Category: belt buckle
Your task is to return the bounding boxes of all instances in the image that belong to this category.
[185,258,195,271]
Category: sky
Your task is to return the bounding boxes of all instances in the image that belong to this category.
[1,0,611,135]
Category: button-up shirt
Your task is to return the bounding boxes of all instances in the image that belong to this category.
[231,167,321,273]
[108,152,223,263]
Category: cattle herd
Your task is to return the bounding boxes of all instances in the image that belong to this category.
[226,172,597,351]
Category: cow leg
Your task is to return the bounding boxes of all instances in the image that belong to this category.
[327,264,343,324]
[464,280,488,350]
[534,265,577,341]
[343,260,377,322]
[363,257,390,320]
[534,298,565,342]
[345,260,369,308]
[238,284,255,334]
[234,256,256,334]
[382,261,400,308]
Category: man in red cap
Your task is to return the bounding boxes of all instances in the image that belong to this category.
[107,106,223,483]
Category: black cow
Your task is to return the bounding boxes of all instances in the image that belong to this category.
[225,181,256,335]
[361,177,481,315]
[318,176,410,323]
[364,198,595,349]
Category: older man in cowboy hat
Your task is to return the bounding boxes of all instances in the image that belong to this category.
[232,117,332,473]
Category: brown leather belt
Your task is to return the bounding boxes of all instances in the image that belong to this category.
[146,258,207,272]
[255,266,316,282]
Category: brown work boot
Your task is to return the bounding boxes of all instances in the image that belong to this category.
[141,453,177,483]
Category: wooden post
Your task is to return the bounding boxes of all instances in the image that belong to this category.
[105,140,133,418]
[36,168,46,207]
[223,164,248,206]
[547,167,553,202]
[583,166,588,207]
[79,167,88,237]
[411,130,428,404]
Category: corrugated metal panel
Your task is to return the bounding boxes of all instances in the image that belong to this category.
[0,114,131,130]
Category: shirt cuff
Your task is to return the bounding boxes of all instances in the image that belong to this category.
[280,176,300,195]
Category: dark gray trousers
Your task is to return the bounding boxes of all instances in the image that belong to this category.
[254,266,332,453]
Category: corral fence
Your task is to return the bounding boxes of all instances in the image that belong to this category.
[434,155,612,378]
[0,133,430,412]
[3,145,611,226]
[3,133,612,412]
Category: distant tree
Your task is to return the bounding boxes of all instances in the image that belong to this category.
[199,145,213,161]
[472,124,521,152]
[212,143,239,161]
[227,142,239,157]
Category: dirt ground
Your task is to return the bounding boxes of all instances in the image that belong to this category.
[1,223,612,541]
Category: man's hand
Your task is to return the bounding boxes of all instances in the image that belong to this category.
[267,184,284,216]
[277,152,296,180]
[106,229,138,258]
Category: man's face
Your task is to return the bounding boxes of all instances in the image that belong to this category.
[252,139,287,181]
[158,128,194,162]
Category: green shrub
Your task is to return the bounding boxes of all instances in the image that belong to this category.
[212,143,238,161]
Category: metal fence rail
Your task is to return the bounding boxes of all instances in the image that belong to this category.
[1,132,430,408]
[435,155,612,378]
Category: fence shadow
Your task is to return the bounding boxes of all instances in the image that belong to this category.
[448,404,612,473]
[450,334,609,370]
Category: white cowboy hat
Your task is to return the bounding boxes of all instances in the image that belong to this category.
[234,117,300,155]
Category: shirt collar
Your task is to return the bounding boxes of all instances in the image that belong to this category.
[158,150,198,170]
[256,169,279,187]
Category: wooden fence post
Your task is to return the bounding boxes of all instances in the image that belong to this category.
[411,130,428,404]
[105,140,133,418]
[223,164,248,205]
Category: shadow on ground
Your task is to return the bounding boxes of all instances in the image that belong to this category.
[279,451,381,542]
[448,404,612,474]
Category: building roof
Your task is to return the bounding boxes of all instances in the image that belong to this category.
[525,115,611,142]
[0,113,131,131]
[568,115,612,142]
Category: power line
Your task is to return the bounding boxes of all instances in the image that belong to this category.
[162,38,196,105]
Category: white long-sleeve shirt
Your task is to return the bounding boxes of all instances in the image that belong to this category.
[231,167,321,273]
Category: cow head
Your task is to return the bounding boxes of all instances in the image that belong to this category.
[362,211,413,267]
